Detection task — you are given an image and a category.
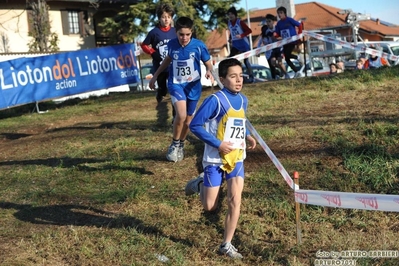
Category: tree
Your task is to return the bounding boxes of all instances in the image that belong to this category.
[99,0,242,44]
[27,0,59,52]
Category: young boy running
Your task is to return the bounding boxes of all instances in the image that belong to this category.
[141,3,176,103]
[227,6,254,83]
[257,13,289,79]
[185,58,256,259]
[149,16,213,162]
[274,6,302,78]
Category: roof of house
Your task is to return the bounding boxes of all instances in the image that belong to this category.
[206,1,399,50]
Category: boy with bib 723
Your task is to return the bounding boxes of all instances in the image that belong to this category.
[185,58,256,259]
[149,16,214,162]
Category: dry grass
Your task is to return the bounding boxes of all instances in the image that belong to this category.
[1,66,399,265]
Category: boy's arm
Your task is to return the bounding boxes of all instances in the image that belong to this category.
[239,20,252,38]
[203,59,214,80]
[141,43,162,62]
[149,56,171,89]
[189,96,221,148]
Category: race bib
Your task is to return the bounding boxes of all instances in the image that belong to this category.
[159,45,168,60]
[172,59,199,84]
[224,117,246,149]
[281,29,291,39]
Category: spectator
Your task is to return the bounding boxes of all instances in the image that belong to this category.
[355,59,364,70]
[359,53,367,64]
[274,6,303,78]
[364,46,390,69]
[227,6,254,83]
[336,60,345,73]
[329,63,338,74]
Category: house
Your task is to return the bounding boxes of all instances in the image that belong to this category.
[206,1,399,59]
[0,0,138,53]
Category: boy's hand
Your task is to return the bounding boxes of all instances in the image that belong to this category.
[205,70,214,83]
[149,76,157,90]
[218,141,235,155]
[246,135,256,150]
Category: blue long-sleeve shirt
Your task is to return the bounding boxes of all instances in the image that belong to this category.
[190,88,249,149]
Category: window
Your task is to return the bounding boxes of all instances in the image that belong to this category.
[68,11,80,34]
[61,10,87,36]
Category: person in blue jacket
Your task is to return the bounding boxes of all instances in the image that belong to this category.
[185,58,256,259]
[274,6,302,77]
[149,16,214,163]
[141,3,176,103]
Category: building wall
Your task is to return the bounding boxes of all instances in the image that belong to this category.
[0,8,30,52]
[0,4,96,53]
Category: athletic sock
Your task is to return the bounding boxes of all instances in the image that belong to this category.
[172,139,180,147]
[179,139,185,148]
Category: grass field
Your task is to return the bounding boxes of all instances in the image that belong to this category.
[1,66,399,265]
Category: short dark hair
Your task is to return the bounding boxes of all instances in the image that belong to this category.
[227,6,238,17]
[156,3,174,19]
[265,14,276,21]
[218,58,242,78]
[175,16,194,32]
[277,6,287,15]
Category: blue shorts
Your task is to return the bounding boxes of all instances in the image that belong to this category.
[203,162,244,187]
[170,89,198,116]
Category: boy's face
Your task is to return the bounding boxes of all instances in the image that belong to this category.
[277,10,286,19]
[227,12,236,21]
[177,27,192,46]
[159,12,173,27]
[220,65,243,93]
[266,19,274,28]
[356,62,363,68]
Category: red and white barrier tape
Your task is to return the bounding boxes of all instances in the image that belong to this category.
[247,120,298,190]
[213,31,398,68]
[295,189,399,212]
[214,34,304,69]
[304,30,399,62]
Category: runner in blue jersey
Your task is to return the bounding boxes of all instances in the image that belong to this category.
[185,58,256,259]
[274,6,303,77]
[227,6,254,83]
[149,16,214,163]
[141,3,176,103]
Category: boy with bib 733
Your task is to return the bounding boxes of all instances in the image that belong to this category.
[185,58,256,259]
[149,16,214,162]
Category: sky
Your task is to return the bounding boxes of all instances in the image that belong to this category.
[237,0,399,26]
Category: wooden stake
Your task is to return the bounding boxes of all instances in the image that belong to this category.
[294,171,302,244]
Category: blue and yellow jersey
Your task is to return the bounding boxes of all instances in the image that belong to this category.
[190,88,249,172]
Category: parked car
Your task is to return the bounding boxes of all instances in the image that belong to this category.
[281,58,330,78]
[130,63,157,91]
[242,64,273,83]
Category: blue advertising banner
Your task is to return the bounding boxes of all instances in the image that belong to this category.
[0,43,140,110]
